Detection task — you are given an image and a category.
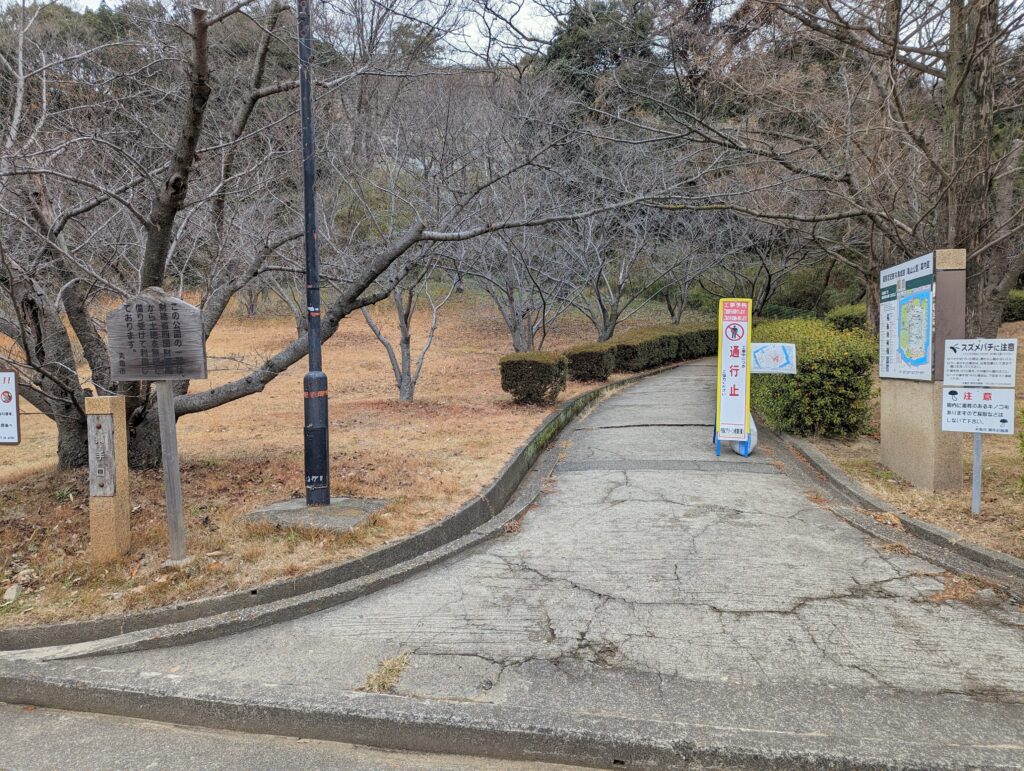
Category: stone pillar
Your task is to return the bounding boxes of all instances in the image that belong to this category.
[86,396,131,562]
[879,249,966,492]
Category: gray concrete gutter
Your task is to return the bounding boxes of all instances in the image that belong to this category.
[778,433,1024,585]
[0,364,684,656]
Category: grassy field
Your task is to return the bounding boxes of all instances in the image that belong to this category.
[0,295,670,627]
[813,320,1024,560]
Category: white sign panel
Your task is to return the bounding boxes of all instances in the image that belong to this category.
[942,388,1016,434]
[879,253,934,380]
[716,299,752,441]
[0,371,21,445]
[942,339,1017,389]
[752,343,797,375]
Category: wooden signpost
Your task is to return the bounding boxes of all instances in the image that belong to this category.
[107,288,207,564]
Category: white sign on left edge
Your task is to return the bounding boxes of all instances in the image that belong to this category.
[0,371,21,445]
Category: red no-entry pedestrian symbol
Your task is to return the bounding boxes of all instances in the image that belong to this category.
[725,323,745,342]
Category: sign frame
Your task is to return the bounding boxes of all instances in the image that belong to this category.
[0,370,21,446]
[715,298,753,444]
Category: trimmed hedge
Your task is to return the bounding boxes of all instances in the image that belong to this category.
[751,319,875,437]
[611,324,717,372]
[1004,290,1024,323]
[499,351,568,405]
[565,342,616,381]
[825,303,867,332]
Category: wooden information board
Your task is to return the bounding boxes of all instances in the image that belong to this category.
[107,289,207,382]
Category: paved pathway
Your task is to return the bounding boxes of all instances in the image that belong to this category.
[3,361,1023,767]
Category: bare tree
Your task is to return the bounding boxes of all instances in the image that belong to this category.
[0,2,681,468]
[362,256,456,401]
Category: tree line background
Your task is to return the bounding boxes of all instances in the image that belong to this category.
[2,0,1022,468]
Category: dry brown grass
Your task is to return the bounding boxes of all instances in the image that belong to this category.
[0,295,682,627]
[813,321,1024,560]
[360,653,410,693]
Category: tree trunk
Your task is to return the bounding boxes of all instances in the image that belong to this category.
[127,410,164,469]
[55,411,89,470]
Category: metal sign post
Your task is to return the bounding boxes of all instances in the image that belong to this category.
[296,0,330,506]
[941,338,1018,516]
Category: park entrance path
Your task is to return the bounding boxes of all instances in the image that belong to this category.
[4,361,1024,767]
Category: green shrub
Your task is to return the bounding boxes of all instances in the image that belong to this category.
[565,342,616,381]
[826,303,868,331]
[675,327,717,360]
[499,351,568,404]
[611,327,675,371]
[1003,290,1024,323]
[611,324,717,371]
[751,319,875,437]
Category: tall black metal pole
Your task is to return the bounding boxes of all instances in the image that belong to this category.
[297,0,330,506]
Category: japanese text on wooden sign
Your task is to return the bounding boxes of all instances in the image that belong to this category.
[0,371,20,445]
[716,299,752,441]
[880,253,934,381]
[941,338,1017,435]
[106,290,207,382]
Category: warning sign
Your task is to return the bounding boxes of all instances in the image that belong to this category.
[941,388,1015,435]
[942,339,1016,389]
[716,299,752,441]
[0,371,20,445]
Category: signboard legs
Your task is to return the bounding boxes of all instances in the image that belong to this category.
[156,381,187,562]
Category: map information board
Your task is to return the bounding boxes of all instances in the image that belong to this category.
[880,253,934,380]
[752,343,796,375]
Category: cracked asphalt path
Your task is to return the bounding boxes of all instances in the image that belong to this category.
[6,361,1024,767]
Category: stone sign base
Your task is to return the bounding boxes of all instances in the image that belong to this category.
[880,379,963,492]
[243,497,387,533]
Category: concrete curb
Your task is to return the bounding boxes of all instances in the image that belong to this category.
[0,362,688,655]
[0,665,980,770]
[782,434,1024,582]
